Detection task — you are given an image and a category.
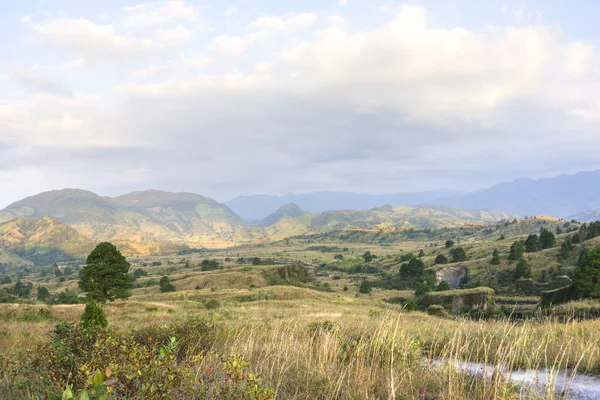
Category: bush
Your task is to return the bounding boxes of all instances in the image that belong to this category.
[159,276,176,293]
[403,300,417,311]
[436,281,451,291]
[359,280,373,294]
[427,305,448,317]
[80,301,108,328]
[434,254,448,265]
[203,299,220,310]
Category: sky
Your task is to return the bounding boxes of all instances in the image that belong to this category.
[2,0,600,207]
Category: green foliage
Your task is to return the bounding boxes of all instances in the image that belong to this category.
[558,239,575,261]
[252,257,262,266]
[400,258,426,283]
[539,229,556,249]
[159,276,176,293]
[434,254,448,265]
[399,253,415,262]
[133,268,148,278]
[508,241,525,261]
[403,299,417,311]
[415,281,433,296]
[1,275,11,284]
[418,249,425,257]
[79,242,132,303]
[515,258,531,279]
[264,263,312,286]
[445,240,455,249]
[491,249,501,265]
[573,247,600,298]
[362,251,375,263]
[37,286,51,303]
[13,280,32,298]
[436,281,451,291]
[342,285,348,291]
[450,247,468,263]
[203,299,220,310]
[54,289,80,304]
[0,289,17,303]
[4,318,271,399]
[80,301,108,329]
[359,280,373,294]
[201,259,221,271]
[524,235,539,253]
[427,305,448,317]
[334,254,344,260]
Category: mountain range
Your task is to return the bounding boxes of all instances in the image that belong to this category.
[1,169,600,265]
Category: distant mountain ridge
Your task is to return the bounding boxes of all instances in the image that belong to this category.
[431,170,600,218]
[226,189,466,220]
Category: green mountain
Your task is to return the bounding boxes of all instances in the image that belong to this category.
[263,205,515,240]
[0,217,96,265]
[255,203,306,227]
[0,189,250,253]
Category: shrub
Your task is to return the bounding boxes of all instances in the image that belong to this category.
[359,280,372,294]
[434,254,448,265]
[403,299,417,311]
[159,276,176,293]
[450,247,468,263]
[427,305,448,317]
[80,301,108,329]
[436,281,451,291]
[204,299,220,310]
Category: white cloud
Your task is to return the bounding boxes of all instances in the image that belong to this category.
[248,12,317,32]
[210,35,246,56]
[339,0,348,5]
[225,7,239,16]
[120,0,199,28]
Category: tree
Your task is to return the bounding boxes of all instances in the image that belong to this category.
[78,242,133,303]
[524,235,540,253]
[509,241,525,261]
[558,239,575,261]
[252,257,262,266]
[539,229,556,249]
[334,254,344,260]
[159,276,176,293]
[515,258,531,279]
[434,254,448,265]
[358,280,372,294]
[436,281,451,291]
[80,301,108,328]
[491,249,501,265]
[450,247,468,263]
[556,226,563,235]
[445,240,455,249]
[362,251,374,263]
[36,286,51,303]
[13,280,32,298]
[400,257,426,281]
[418,249,425,257]
[498,234,506,241]
[0,275,11,284]
[571,232,582,244]
[133,268,148,278]
[201,259,221,271]
[573,247,600,298]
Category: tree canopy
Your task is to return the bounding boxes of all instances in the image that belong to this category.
[434,254,448,265]
[78,242,132,303]
[491,249,501,265]
[509,241,525,261]
[524,235,539,253]
[450,247,468,263]
[539,229,556,249]
[515,258,531,279]
[573,247,600,298]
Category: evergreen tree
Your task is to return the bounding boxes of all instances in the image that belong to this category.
[13,280,32,298]
[558,239,575,261]
[358,280,372,294]
[524,235,540,253]
[434,254,448,265]
[450,247,468,263]
[491,249,501,265]
[509,241,525,261]
[445,240,455,249]
[515,258,532,279]
[78,242,133,303]
[362,251,374,263]
[0,275,11,284]
[539,229,557,249]
[573,247,600,298]
[159,276,176,293]
[418,249,425,257]
[80,301,108,328]
[436,281,451,291]
[36,286,51,303]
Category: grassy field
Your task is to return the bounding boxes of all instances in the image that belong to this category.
[1,217,599,398]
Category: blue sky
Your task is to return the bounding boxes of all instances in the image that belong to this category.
[1,0,600,207]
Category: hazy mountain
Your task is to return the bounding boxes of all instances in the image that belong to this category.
[254,203,306,227]
[226,189,466,220]
[432,170,600,218]
[569,209,600,222]
[0,217,96,265]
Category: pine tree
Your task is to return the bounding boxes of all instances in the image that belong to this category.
[524,235,540,253]
[509,241,525,261]
[80,301,108,328]
[539,229,557,249]
[515,258,532,279]
[491,249,501,265]
[79,242,133,303]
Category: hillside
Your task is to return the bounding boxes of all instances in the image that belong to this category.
[226,189,465,220]
[263,205,515,240]
[0,189,251,252]
[0,217,96,265]
[433,170,600,218]
[254,203,306,227]
[570,209,600,222]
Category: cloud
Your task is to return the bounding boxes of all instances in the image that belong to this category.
[120,0,200,28]
[248,12,317,32]
[11,69,72,96]
[3,2,600,205]
[225,7,239,16]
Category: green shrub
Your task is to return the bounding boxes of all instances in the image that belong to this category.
[403,300,417,311]
[80,301,108,329]
[427,305,448,317]
[204,299,220,310]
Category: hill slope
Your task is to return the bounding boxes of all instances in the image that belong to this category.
[254,203,306,227]
[0,189,250,252]
[0,217,96,265]
[433,170,600,218]
[226,189,465,220]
